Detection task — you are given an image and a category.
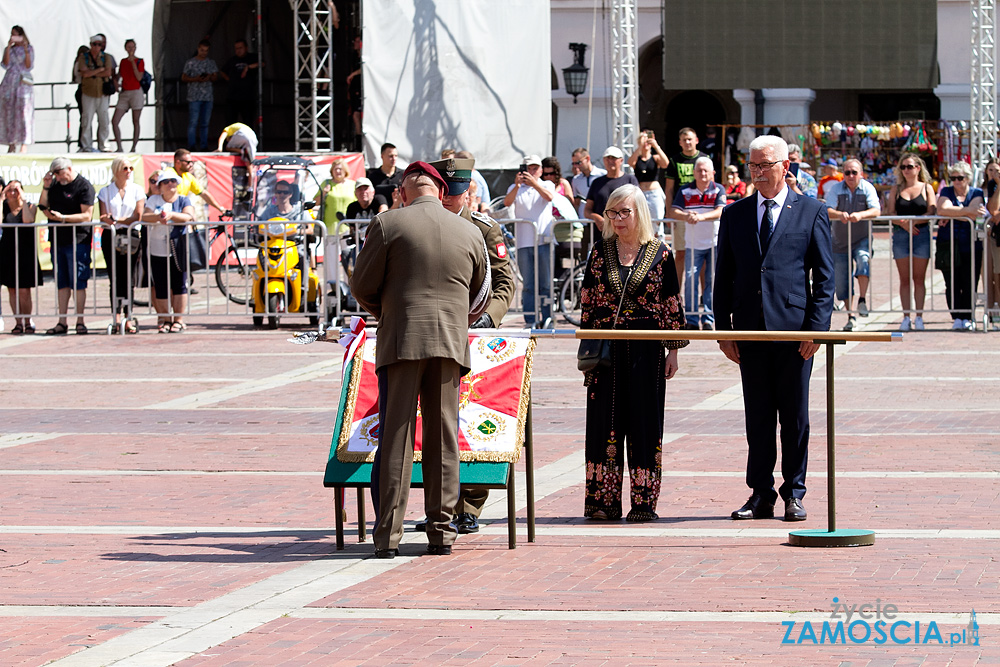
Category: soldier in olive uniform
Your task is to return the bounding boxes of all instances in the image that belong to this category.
[412,157,516,534]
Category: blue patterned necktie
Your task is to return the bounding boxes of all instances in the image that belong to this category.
[760,199,776,250]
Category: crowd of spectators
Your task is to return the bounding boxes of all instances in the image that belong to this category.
[2,125,1000,335]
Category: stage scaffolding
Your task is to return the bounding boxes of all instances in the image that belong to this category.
[292,0,336,152]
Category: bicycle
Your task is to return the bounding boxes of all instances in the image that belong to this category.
[211,215,254,305]
[499,221,589,326]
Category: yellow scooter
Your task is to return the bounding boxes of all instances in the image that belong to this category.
[251,217,321,328]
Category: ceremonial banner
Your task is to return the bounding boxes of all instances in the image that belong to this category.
[335,332,535,464]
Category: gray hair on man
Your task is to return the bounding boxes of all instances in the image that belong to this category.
[749,135,789,160]
[843,157,863,172]
[49,156,73,173]
[787,142,802,157]
[694,156,714,171]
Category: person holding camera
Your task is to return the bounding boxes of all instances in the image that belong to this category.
[503,154,556,327]
[628,130,670,223]
[0,26,33,153]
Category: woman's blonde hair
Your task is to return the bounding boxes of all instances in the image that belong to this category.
[330,158,348,180]
[110,156,133,178]
[895,153,931,185]
[602,184,654,245]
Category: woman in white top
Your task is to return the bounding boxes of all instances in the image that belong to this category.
[98,156,144,333]
[141,168,194,333]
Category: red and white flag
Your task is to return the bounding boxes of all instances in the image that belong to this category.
[334,333,535,463]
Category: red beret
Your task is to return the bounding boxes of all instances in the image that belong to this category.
[401,160,448,193]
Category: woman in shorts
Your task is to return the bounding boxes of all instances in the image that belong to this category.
[884,154,935,331]
[141,169,193,333]
[111,39,145,153]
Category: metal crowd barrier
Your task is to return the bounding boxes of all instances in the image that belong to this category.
[0,218,327,333]
[31,80,155,152]
[655,214,994,332]
[0,220,107,329]
[834,215,988,330]
[5,214,990,333]
[493,218,597,327]
[121,218,327,332]
[985,219,1000,329]
[324,217,599,329]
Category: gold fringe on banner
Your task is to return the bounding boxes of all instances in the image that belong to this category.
[335,335,537,465]
[336,346,373,463]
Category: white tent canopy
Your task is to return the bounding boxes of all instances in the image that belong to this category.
[361,0,552,169]
[0,0,157,154]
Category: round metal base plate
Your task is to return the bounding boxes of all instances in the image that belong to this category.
[788,529,875,547]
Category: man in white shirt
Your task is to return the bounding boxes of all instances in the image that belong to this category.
[570,148,606,219]
[503,154,555,327]
[670,157,726,329]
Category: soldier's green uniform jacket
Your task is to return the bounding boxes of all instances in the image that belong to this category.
[460,206,515,326]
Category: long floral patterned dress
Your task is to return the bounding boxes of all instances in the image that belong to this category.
[581,237,687,521]
[0,44,34,145]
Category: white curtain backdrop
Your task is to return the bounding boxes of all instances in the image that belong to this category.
[362,0,551,169]
[0,0,156,154]
[0,0,156,153]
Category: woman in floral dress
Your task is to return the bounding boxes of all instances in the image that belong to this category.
[581,184,688,522]
[0,26,34,152]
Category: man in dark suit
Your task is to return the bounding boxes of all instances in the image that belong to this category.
[713,135,835,522]
[351,162,491,558]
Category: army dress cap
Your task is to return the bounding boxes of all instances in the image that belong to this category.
[428,157,475,195]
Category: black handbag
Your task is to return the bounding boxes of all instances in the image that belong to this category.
[114,226,142,255]
[577,338,611,372]
[577,272,628,372]
[934,239,951,273]
[170,228,208,273]
[102,78,115,96]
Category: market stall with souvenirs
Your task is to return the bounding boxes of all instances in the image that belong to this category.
[721,120,977,192]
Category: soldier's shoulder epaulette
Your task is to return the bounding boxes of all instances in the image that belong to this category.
[470,210,495,227]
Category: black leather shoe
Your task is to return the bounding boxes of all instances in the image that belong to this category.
[454,512,479,534]
[731,494,775,520]
[784,498,807,521]
[374,548,399,559]
[426,544,453,556]
[413,518,428,532]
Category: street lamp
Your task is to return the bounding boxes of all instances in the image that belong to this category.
[563,43,589,103]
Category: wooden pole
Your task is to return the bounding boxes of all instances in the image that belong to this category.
[575,329,899,343]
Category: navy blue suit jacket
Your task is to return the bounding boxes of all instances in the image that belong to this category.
[714,189,835,332]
